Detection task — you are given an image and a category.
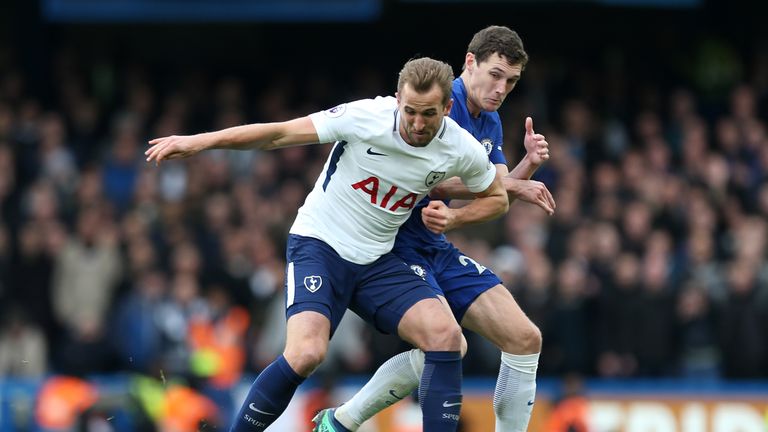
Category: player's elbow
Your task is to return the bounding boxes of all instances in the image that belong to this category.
[261,130,289,150]
[493,193,510,216]
[501,194,510,212]
[260,139,282,151]
[428,184,448,200]
[473,191,508,221]
[248,121,294,151]
[484,179,509,217]
[506,191,518,206]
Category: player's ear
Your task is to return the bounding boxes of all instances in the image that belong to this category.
[444,98,454,115]
[465,52,475,71]
[395,92,400,103]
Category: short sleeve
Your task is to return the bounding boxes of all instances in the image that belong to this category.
[309,98,383,144]
[458,134,497,193]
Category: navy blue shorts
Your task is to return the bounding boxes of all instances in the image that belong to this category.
[284,235,437,335]
[393,243,502,323]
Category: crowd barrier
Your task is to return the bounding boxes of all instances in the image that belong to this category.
[2,375,767,431]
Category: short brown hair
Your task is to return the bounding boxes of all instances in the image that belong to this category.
[397,57,454,106]
[467,25,528,70]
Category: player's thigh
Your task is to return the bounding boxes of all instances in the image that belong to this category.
[351,253,451,341]
[284,310,331,374]
[397,297,462,351]
[461,284,540,353]
[433,248,503,322]
[285,234,355,336]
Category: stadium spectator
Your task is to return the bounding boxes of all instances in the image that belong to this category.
[0,305,47,377]
[52,204,122,375]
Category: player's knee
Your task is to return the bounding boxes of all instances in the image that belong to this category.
[284,340,328,376]
[497,320,541,354]
[517,322,542,354]
[459,333,468,357]
[288,350,326,376]
[422,319,463,351]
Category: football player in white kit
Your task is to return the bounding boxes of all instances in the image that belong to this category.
[146,57,508,432]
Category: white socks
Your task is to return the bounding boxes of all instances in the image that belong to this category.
[494,352,539,432]
[334,349,424,430]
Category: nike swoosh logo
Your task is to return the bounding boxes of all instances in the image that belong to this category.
[366,147,387,156]
[527,400,535,406]
[389,389,405,400]
[442,401,462,408]
[249,403,276,416]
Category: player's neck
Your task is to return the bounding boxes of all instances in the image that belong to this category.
[459,74,482,118]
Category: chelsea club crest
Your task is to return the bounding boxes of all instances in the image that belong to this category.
[410,264,427,280]
[480,138,494,155]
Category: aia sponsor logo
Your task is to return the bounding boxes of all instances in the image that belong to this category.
[352,176,417,211]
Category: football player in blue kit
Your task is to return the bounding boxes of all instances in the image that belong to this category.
[146,57,510,432]
[315,26,553,432]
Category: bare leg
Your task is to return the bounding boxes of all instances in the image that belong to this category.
[462,284,541,432]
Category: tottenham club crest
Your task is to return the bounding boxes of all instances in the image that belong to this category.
[480,138,494,155]
[304,275,323,292]
[425,171,446,187]
[410,264,427,280]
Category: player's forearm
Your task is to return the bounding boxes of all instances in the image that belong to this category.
[448,178,508,228]
[504,177,537,201]
[433,155,542,201]
[505,154,543,205]
[206,123,286,151]
[430,163,513,200]
[449,193,508,228]
[506,153,539,180]
[207,117,319,151]
[429,177,476,200]
[147,116,319,162]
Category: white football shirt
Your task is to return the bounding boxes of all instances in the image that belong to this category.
[290,96,496,264]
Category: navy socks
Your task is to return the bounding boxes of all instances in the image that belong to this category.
[229,356,304,431]
[418,351,463,431]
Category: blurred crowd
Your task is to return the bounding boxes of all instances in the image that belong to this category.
[0,33,767,395]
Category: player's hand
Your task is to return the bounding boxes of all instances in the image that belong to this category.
[523,117,549,166]
[145,134,207,163]
[422,200,455,234]
[505,178,556,215]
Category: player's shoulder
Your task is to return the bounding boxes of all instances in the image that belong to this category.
[347,96,397,123]
[474,108,502,132]
[317,96,397,135]
[320,96,396,117]
[477,110,503,145]
[351,96,397,112]
[450,81,468,112]
[442,116,481,148]
[451,77,466,98]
